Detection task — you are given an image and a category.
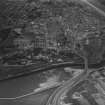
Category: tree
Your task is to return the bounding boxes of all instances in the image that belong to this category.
[0,0,28,30]
[69,30,105,73]
[63,2,105,73]
[70,34,89,73]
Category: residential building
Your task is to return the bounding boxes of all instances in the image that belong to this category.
[34,37,46,48]
[14,36,34,50]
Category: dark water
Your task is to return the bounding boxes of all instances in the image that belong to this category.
[0,70,53,105]
[0,72,40,98]
[0,66,76,105]
[0,62,103,98]
[0,88,54,105]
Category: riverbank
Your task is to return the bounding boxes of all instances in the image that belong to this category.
[0,60,105,81]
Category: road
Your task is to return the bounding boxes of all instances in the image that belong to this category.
[0,62,85,81]
[46,66,104,105]
[81,0,105,17]
[0,60,104,81]
[46,70,89,105]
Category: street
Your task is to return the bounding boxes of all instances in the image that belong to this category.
[46,70,87,105]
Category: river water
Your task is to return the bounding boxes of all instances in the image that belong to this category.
[0,66,83,105]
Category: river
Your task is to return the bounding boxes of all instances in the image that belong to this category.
[0,65,84,105]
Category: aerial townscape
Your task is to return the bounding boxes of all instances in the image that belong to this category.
[0,0,105,105]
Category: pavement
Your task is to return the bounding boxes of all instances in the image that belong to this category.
[0,60,104,81]
[0,62,83,81]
